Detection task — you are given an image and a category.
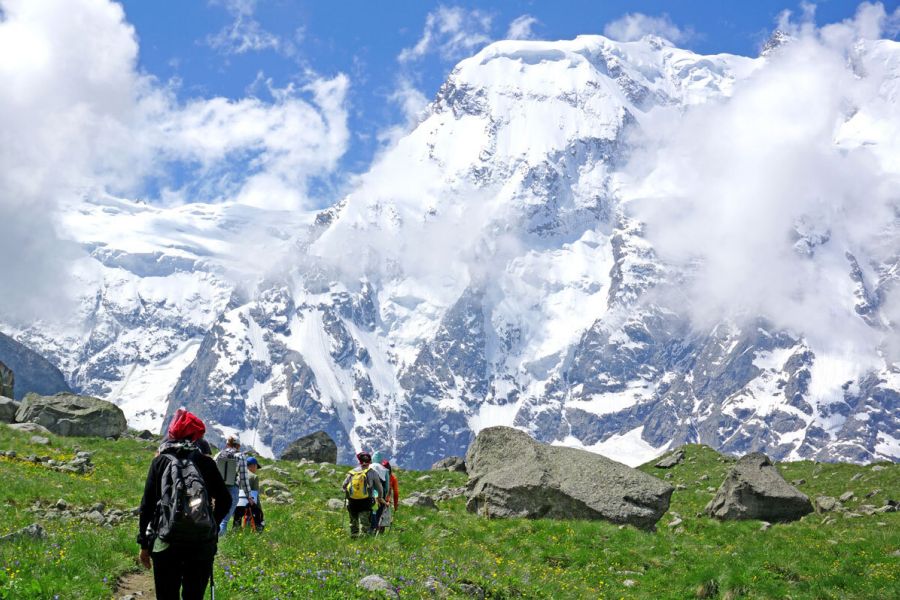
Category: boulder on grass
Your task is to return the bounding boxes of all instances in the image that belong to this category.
[7,422,53,435]
[0,397,20,423]
[654,449,685,469]
[705,452,813,522]
[279,431,338,463]
[15,393,127,438]
[464,426,674,530]
[432,456,467,473]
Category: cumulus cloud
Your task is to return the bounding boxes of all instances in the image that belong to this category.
[375,77,429,149]
[398,5,492,63]
[206,0,291,56]
[622,2,900,363]
[603,12,691,43]
[0,0,349,323]
[506,15,539,40]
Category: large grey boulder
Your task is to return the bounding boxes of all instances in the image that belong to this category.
[15,393,127,438]
[279,431,338,463]
[705,452,813,522]
[432,456,467,473]
[0,397,19,423]
[464,426,674,530]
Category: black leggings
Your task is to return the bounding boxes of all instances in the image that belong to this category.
[151,546,215,600]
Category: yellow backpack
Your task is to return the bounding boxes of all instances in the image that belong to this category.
[347,467,371,500]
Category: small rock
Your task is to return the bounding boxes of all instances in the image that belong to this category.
[843,512,862,519]
[55,498,68,510]
[458,583,485,599]
[815,496,840,513]
[791,479,805,486]
[30,435,50,445]
[865,489,881,498]
[90,502,106,512]
[326,498,345,511]
[706,487,716,493]
[416,475,432,482]
[425,576,449,596]
[358,575,398,598]
[891,550,900,558]
[871,465,886,472]
[0,523,46,542]
[698,474,710,481]
[668,517,683,528]
[839,491,854,503]
[759,521,771,531]
[623,579,638,588]
[137,429,154,440]
[675,484,687,491]
[401,492,438,510]
[850,473,863,482]
[86,510,105,524]
[664,473,672,479]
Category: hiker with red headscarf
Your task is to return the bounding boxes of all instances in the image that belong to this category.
[137,409,231,600]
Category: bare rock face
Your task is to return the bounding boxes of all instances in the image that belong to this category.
[705,452,813,522]
[279,430,338,463]
[15,393,127,438]
[0,361,13,400]
[464,426,674,530]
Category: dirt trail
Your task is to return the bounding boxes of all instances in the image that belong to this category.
[114,570,155,599]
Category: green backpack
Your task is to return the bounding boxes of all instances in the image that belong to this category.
[346,467,371,500]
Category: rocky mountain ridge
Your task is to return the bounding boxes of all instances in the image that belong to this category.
[2,34,899,468]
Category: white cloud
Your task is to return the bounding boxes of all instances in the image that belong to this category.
[622,3,900,363]
[375,77,429,148]
[206,0,291,56]
[506,15,539,40]
[398,5,492,63]
[603,12,691,43]
[0,0,349,322]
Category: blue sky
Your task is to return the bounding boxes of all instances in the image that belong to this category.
[117,0,891,195]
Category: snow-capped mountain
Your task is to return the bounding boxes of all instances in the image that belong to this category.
[6,34,899,467]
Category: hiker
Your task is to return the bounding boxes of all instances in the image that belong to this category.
[137,409,231,600]
[341,452,385,536]
[377,459,400,533]
[369,451,390,530]
[213,436,253,536]
[233,456,264,531]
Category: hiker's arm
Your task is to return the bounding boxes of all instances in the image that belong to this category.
[368,470,384,500]
[199,455,233,524]
[341,473,351,495]
[136,457,162,550]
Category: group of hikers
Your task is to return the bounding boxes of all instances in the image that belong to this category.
[136,408,401,599]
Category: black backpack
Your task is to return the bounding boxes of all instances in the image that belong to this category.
[154,448,217,546]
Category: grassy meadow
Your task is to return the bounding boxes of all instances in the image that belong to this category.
[0,425,897,599]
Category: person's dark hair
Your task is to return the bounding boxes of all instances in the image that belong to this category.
[356,451,372,464]
[195,438,212,456]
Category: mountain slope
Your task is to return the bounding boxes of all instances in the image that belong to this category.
[165,35,900,467]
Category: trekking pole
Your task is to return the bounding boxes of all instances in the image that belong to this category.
[210,561,215,600]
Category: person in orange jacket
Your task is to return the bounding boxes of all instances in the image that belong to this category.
[377,459,400,533]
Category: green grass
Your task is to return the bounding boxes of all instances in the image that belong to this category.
[0,425,897,599]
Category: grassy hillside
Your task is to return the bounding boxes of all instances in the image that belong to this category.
[0,425,897,599]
